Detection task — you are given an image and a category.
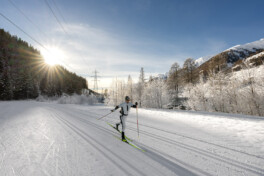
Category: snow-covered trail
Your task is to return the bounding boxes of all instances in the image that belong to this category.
[0,101,263,176]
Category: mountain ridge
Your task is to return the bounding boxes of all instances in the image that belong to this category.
[195,38,264,77]
[196,38,264,67]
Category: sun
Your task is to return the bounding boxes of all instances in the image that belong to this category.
[41,46,65,66]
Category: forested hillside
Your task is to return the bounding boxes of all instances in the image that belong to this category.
[0,29,87,100]
[106,38,264,116]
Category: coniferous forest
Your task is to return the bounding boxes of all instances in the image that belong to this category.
[0,29,87,100]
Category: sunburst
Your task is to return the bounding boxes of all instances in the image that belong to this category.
[41,46,64,66]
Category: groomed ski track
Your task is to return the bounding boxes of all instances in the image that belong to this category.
[0,101,263,176]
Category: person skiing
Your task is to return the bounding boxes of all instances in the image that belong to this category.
[111,96,138,142]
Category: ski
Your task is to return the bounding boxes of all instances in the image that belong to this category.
[113,135,145,152]
[106,122,144,151]
[106,122,132,141]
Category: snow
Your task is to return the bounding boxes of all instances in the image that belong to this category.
[231,64,264,81]
[232,64,241,70]
[195,55,213,67]
[245,51,264,62]
[226,38,264,52]
[57,94,98,105]
[138,108,264,150]
[36,94,98,105]
[0,101,264,176]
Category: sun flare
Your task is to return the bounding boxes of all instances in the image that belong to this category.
[41,46,65,66]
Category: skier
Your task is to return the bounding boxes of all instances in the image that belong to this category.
[111,96,138,142]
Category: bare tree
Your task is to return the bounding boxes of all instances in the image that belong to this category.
[183,58,197,84]
[167,62,181,106]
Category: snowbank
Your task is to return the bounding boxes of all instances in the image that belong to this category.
[36,94,98,105]
[36,95,59,102]
[57,94,98,105]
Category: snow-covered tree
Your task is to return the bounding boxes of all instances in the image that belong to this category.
[106,78,128,106]
[141,77,170,108]
[137,67,145,107]
[183,64,264,116]
[126,75,133,101]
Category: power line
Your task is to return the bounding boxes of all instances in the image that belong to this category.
[50,0,67,24]
[42,0,83,72]
[0,12,48,50]
[49,0,90,67]
[43,0,90,67]
[42,0,82,72]
[44,1,100,87]
[7,0,84,73]
[3,0,89,76]
[0,12,76,71]
[43,0,67,34]
[7,0,48,38]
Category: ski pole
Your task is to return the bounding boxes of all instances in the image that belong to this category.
[136,107,139,138]
[97,111,113,120]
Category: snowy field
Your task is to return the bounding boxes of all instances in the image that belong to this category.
[0,101,263,176]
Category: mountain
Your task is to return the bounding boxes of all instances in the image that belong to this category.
[225,38,264,64]
[226,38,264,53]
[196,38,264,66]
[196,38,264,77]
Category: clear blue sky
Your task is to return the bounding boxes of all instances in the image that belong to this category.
[1,0,264,89]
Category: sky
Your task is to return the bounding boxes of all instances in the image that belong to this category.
[1,0,264,90]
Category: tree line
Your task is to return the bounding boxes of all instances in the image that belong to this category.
[106,58,198,109]
[0,28,87,100]
[106,57,264,117]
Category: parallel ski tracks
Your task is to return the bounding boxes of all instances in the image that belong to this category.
[48,107,200,176]
[47,106,264,176]
[50,110,150,176]
[74,109,264,160]
[67,109,264,175]
[105,119,264,175]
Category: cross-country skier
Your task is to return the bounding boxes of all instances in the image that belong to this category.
[111,96,138,142]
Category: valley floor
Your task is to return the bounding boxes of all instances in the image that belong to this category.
[0,101,263,176]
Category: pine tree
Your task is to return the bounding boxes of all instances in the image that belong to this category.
[0,29,88,100]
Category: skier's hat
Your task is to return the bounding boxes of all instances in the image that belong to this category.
[125,96,130,101]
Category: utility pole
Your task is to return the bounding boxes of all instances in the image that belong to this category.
[91,70,100,92]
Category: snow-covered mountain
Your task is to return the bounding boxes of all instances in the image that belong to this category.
[225,38,264,63]
[196,38,264,72]
[196,38,264,67]
[226,38,264,53]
